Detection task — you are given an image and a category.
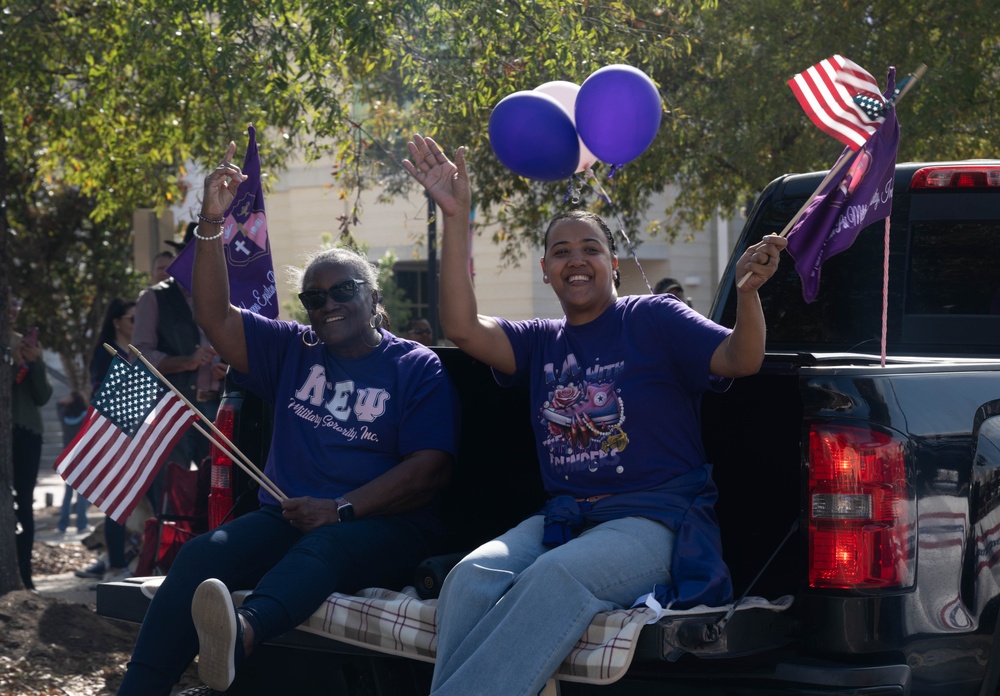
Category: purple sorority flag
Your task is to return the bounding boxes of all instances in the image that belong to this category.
[168,125,279,318]
[786,69,900,303]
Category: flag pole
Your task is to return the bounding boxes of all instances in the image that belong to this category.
[122,344,288,501]
[103,344,285,501]
[735,63,927,290]
[189,421,285,503]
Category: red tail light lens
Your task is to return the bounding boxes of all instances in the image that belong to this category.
[208,404,236,529]
[808,425,914,589]
[911,165,1000,189]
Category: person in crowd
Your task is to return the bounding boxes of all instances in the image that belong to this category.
[116,140,460,696]
[405,317,433,345]
[134,223,224,481]
[151,250,175,285]
[89,298,138,393]
[9,296,53,591]
[56,390,91,535]
[404,134,786,696]
[654,276,693,308]
[74,298,138,582]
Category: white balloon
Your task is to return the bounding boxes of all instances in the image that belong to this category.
[534,81,598,173]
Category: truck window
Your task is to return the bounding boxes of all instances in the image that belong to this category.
[720,207,907,354]
[907,221,1000,316]
[720,186,1000,356]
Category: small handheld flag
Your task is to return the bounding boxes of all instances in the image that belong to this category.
[785,65,900,304]
[788,55,888,151]
[55,356,199,524]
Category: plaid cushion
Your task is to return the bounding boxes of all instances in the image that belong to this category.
[154,579,788,685]
[296,587,658,684]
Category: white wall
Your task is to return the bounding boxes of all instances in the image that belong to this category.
[174,156,740,322]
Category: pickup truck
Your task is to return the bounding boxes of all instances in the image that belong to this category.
[98,159,1000,696]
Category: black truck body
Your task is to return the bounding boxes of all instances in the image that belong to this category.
[98,160,1000,696]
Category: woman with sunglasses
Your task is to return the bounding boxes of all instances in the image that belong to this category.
[404,134,786,696]
[117,141,460,696]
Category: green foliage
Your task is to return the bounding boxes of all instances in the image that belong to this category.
[4,0,999,369]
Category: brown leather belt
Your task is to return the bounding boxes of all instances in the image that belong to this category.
[195,389,221,402]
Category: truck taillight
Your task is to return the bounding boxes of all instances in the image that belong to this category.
[910,165,1000,189]
[208,404,236,529]
[807,425,914,590]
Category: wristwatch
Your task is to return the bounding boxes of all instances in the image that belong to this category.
[335,496,356,522]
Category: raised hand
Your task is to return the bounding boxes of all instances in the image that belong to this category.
[201,140,248,218]
[403,134,470,218]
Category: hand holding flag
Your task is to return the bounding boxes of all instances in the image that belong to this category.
[785,66,901,303]
[168,124,279,319]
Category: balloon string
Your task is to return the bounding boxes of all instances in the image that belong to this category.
[583,168,653,294]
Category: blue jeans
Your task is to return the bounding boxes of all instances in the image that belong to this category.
[118,506,435,696]
[58,484,90,532]
[431,514,675,696]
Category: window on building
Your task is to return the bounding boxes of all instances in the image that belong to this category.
[394,261,430,320]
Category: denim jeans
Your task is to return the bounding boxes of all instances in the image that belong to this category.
[118,506,434,696]
[58,483,90,532]
[431,514,675,696]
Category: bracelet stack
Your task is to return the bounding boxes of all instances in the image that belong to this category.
[194,213,226,241]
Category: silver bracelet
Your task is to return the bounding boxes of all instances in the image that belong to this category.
[192,225,224,241]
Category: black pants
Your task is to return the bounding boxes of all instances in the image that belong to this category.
[13,425,42,589]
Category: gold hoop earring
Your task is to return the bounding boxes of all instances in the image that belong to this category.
[302,331,320,347]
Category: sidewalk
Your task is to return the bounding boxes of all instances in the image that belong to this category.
[31,502,106,604]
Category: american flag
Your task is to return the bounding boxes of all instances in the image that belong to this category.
[786,67,899,303]
[788,55,888,150]
[55,356,198,524]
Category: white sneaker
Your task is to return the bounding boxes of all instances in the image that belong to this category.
[191,578,238,692]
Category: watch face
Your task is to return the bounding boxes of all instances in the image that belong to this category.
[338,502,356,522]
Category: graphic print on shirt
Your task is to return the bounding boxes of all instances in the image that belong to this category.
[539,352,628,473]
[289,364,390,442]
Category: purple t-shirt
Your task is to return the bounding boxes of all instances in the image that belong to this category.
[232,311,460,532]
[497,294,731,500]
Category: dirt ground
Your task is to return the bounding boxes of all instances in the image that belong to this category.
[0,507,200,696]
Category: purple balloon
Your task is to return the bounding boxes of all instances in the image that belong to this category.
[488,91,580,181]
[575,65,662,165]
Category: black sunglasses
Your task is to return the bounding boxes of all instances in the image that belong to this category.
[298,279,368,311]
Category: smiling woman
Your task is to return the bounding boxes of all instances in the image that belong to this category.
[113,141,461,696]
[403,132,787,696]
[294,249,386,359]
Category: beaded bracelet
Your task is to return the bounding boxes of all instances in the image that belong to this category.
[197,212,226,226]
[192,225,224,241]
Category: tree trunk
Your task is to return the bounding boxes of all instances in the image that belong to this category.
[0,108,26,595]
